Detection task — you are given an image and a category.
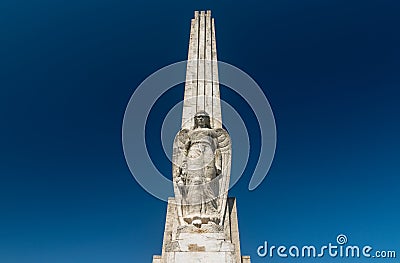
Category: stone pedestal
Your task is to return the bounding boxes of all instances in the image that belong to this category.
[153,197,250,263]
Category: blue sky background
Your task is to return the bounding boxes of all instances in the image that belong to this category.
[1,0,399,262]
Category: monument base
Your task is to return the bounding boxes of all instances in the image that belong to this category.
[153,197,250,263]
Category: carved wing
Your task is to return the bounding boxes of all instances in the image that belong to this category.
[172,129,189,199]
[214,128,232,225]
[172,129,189,225]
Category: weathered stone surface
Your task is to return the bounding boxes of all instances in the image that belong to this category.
[152,255,161,263]
[154,197,247,262]
[181,10,222,129]
[172,113,231,227]
[174,252,234,263]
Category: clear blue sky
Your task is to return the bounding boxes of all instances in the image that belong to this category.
[0,0,399,262]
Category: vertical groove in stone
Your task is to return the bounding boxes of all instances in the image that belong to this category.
[182,10,222,129]
[197,11,206,113]
[205,10,213,127]
[195,11,200,114]
[182,12,199,129]
[211,17,222,128]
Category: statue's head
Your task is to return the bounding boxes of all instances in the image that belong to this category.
[194,111,211,129]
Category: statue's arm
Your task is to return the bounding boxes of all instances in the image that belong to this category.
[215,148,222,175]
[180,149,188,181]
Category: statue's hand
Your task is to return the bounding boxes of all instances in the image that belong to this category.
[181,162,188,176]
[177,179,184,186]
[175,174,184,186]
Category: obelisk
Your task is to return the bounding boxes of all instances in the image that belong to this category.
[152,10,251,263]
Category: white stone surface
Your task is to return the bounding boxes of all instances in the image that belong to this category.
[204,11,213,122]
[177,232,234,252]
[181,11,222,129]
[153,197,250,262]
[182,12,199,129]
[197,11,206,113]
[211,17,222,129]
[174,252,234,263]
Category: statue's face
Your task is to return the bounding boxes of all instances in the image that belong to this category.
[195,115,210,128]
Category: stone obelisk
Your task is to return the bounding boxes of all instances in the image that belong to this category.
[152,10,250,263]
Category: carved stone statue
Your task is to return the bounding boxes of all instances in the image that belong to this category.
[172,111,231,227]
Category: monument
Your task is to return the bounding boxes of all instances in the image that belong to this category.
[152,10,251,263]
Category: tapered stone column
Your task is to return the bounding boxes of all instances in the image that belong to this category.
[153,10,250,263]
[181,10,222,130]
